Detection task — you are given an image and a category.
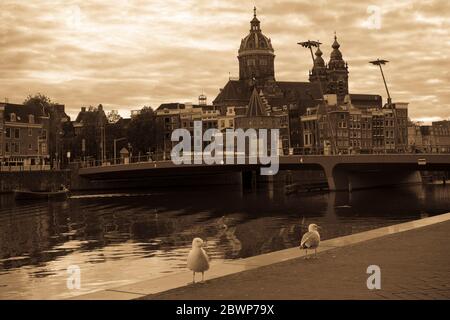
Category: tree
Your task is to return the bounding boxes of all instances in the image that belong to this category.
[107,110,122,124]
[23,93,54,111]
[127,106,163,157]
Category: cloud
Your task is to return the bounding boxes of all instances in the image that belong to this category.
[0,0,449,121]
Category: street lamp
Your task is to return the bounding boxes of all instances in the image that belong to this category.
[369,59,392,106]
[370,59,407,152]
[298,39,337,155]
[297,40,324,99]
[113,137,127,164]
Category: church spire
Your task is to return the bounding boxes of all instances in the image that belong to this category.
[250,6,261,32]
[247,87,266,117]
[330,32,343,61]
[326,32,349,105]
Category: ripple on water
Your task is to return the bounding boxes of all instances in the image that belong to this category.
[0,185,449,299]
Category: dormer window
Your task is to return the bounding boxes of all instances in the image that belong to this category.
[29,114,35,124]
[10,113,16,122]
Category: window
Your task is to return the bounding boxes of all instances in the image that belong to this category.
[15,128,20,139]
[259,59,267,66]
[10,113,16,121]
[42,129,47,139]
[29,114,35,124]
[12,142,19,153]
[5,128,11,138]
[28,143,32,150]
[5,143,10,153]
[247,59,256,66]
[0,143,2,155]
[28,128,33,136]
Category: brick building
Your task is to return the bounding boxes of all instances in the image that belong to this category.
[0,103,50,169]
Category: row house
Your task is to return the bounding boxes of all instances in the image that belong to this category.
[217,106,236,131]
[431,120,450,153]
[300,94,409,154]
[0,103,50,169]
[155,97,221,156]
[408,120,450,153]
[72,105,108,162]
[371,110,385,153]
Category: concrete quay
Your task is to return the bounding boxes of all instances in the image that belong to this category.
[71,212,450,300]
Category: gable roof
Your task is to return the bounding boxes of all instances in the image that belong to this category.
[75,107,107,125]
[247,88,267,117]
[0,103,48,123]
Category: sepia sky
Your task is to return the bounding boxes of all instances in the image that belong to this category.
[1,0,449,122]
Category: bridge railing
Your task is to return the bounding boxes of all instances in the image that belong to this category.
[73,148,450,169]
[77,154,168,168]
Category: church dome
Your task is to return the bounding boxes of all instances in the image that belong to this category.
[237,7,276,82]
[314,47,325,68]
[330,34,342,60]
[238,7,274,56]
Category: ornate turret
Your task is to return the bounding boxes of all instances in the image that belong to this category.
[238,7,275,84]
[326,33,349,104]
[314,47,325,67]
[309,46,328,93]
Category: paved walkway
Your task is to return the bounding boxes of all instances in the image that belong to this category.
[141,220,450,300]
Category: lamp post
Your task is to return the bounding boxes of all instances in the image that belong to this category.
[370,58,406,152]
[369,59,392,106]
[298,40,337,155]
[297,40,324,99]
[113,137,127,164]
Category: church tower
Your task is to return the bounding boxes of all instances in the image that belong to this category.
[309,46,328,94]
[326,33,349,104]
[238,7,275,85]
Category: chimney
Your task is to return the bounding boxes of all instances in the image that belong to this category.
[81,107,86,112]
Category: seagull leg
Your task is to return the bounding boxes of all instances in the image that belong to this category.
[314,248,317,259]
[201,272,205,283]
[304,249,308,259]
[192,272,195,284]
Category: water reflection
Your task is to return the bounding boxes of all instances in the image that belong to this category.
[0,184,449,299]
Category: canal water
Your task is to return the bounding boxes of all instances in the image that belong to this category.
[0,184,449,299]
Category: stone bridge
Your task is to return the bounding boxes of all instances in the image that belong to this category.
[74,154,450,191]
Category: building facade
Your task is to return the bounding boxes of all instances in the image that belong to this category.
[0,103,50,169]
[300,95,409,155]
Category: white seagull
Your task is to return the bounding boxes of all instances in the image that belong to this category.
[187,237,210,283]
[300,223,321,259]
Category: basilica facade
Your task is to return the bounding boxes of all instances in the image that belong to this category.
[212,8,382,152]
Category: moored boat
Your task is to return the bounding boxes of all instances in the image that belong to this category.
[13,188,69,201]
